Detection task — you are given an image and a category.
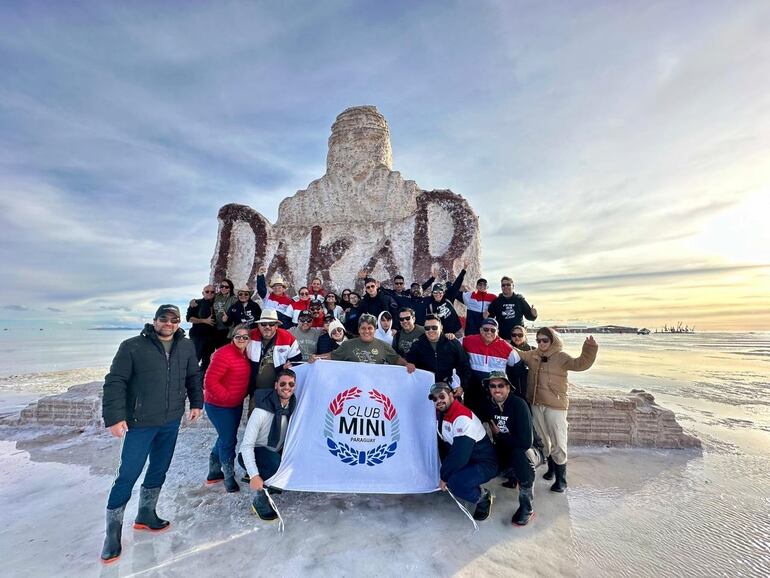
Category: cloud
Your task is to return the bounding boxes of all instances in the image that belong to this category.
[47,307,63,312]
[2,304,28,311]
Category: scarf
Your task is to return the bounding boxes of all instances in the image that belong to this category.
[252,389,296,448]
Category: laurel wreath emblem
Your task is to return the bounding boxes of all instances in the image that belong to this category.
[324,387,400,466]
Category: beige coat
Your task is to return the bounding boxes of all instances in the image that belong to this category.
[520,331,598,410]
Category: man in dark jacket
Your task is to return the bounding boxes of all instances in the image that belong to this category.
[383,274,436,325]
[431,383,497,521]
[186,285,217,373]
[478,371,542,526]
[485,276,538,340]
[406,315,470,397]
[358,277,398,318]
[100,305,203,564]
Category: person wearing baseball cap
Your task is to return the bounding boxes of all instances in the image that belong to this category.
[430,381,498,522]
[478,371,543,526]
[100,303,203,563]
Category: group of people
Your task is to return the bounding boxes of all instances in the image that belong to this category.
[99,269,598,564]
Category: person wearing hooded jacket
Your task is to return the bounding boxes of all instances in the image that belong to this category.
[518,327,598,492]
[100,305,203,563]
[424,270,465,337]
[375,311,395,345]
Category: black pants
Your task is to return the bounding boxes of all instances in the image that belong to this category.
[191,334,216,375]
[495,440,536,488]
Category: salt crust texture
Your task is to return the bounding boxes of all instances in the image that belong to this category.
[210,106,481,293]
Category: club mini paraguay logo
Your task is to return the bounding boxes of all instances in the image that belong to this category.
[324,387,399,467]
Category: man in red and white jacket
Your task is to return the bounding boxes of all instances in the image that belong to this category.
[459,277,497,336]
[461,317,521,413]
[431,382,498,521]
[256,268,294,328]
[247,309,302,414]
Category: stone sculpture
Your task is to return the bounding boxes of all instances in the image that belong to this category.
[209,106,481,293]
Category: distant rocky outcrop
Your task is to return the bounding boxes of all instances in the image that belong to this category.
[7,383,700,449]
[210,106,482,292]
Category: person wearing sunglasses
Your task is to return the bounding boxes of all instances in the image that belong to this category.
[425,278,464,339]
[516,328,598,493]
[485,276,538,344]
[323,292,345,321]
[316,318,348,354]
[245,310,302,416]
[186,285,217,374]
[391,307,425,358]
[240,369,298,521]
[429,382,497,522]
[381,269,437,325]
[478,371,543,526]
[255,266,294,328]
[406,315,470,397]
[223,287,262,330]
[289,286,314,325]
[288,310,323,361]
[203,324,252,493]
[461,318,522,414]
[101,305,203,563]
[355,273,398,318]
[213,279,237,349]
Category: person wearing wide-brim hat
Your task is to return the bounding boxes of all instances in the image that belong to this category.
[255,267,294,328]
[244,309,302,415]
[478,370,543,526]
[224,287,262,331]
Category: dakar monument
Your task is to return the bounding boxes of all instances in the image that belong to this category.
[209,105,481,293]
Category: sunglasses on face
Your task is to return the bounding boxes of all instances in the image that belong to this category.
[365,285,376,290]
[512,333,525,338]
[259,322,278,328]
[299,292,309,296]
[157,316,180,324]
[331,328,344,334]
[424,325,440,331]
[233,334,250,341]
[219,285,230,290]
[399,316,412,322]
[299,318,312,323]
[481,327,497,333]
[488,382,507,389]
[277,381,296,388]
[501,283,512,287]
[203,290,215,294]
[536,338,551,343]
[238,292,250,296]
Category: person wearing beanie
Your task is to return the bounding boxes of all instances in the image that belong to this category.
[317,318,347,354]
[100,304,203,563]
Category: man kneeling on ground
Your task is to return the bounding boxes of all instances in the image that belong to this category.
[479,371,543,526]
[239,369,297,520]
[431,383,498,521]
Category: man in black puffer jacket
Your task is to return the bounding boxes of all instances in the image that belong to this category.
[100,305,203,564]
[406,315,471,396]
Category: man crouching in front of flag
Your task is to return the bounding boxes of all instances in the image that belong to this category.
[239,369,297,521]
[430,382,498,521]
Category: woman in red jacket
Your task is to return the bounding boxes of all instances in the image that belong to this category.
[204,324,251,493]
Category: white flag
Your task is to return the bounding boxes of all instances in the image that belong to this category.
[266,360,440,493]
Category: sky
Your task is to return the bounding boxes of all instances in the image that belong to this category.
[1,0,768,331]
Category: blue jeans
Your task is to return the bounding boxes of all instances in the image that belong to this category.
[205,402,243,465]
[239,446,281,482]
[106,418,181,510]
[446,461,498,503]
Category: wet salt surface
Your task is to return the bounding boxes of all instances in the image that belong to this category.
[0,427,768,578]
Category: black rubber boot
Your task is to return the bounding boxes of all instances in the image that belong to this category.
[100,505,125,563]
[134,486,170,531]
[222,461,240,493]
[472,489,494,521]
[206,452,224,484]
[550,463,567,493]
[512,485,534,526]
[543,456,556,481]
[252,492,278,521]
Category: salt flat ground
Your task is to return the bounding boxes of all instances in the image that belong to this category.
[1,426,767,578]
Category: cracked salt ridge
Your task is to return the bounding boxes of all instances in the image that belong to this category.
[1,429,769,577]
